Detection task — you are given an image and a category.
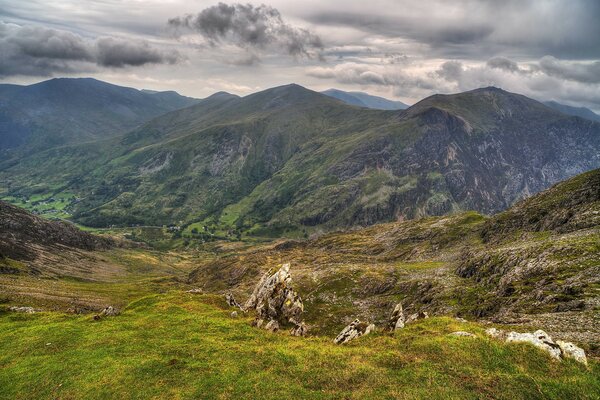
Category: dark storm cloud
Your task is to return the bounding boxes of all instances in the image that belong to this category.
[168,3,323,60]
[96,37,179,67]
[0,22,180,77]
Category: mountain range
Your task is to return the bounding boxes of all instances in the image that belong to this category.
[1,79,599,237]
[0,78,199,153]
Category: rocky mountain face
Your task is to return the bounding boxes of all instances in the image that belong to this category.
[0,201,114,272]
[0,77,199,153]
[1,84,599,235]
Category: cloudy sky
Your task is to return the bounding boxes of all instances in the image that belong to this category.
[1,0,600,110]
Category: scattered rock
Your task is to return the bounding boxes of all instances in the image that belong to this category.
[243,263,307,336]
[230,311,238,318]
[9,306,36,313]
[449,331,476,337]
[225,292,242,309]
[556,340,588,366]
[405,311,429,324]
[334,319,375,344]
[265,320,279,332]
[387,303,405,331]
[506,330,562,360]
[290,322,308,337]
[455,317,468,323]
[93,306,119,320]
[186,288,203,294]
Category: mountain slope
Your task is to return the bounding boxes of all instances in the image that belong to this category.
[0,78,199,152]
[322,88,409,110]
[0,200,115,276]
[1,85,599,234]
[544,101,600,122]
[187,169,600,349]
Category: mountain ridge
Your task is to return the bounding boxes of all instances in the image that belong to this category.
[1,82,599,236]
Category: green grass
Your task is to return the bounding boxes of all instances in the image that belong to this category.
[0,293,597,399]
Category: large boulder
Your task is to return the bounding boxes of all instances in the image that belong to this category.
[243,263,307,336]
[334,319,375,344]
[387,303,405,331]
[557,340,588,366]
[506,330,562,360]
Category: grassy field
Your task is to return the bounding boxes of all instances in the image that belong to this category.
[1,292,598,400]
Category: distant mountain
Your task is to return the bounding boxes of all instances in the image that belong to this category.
[543,101,600,122]
[321,88,408,110]
[1,85,599,234]
[0,78,200,152]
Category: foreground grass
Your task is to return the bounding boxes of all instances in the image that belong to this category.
[0,293,598,400]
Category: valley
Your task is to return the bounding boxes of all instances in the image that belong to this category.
[1,79,599,399]
[2,166,599,398]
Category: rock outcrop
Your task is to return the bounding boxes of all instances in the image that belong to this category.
[556,340,588,366]
[506,330,562,360]
[334,319,375,344]
[387,303,405,331]
[405,311,429,324]
[225,292,242,309]
[485,328,587,365]
[242,263,307,336]
[93,306,119,320]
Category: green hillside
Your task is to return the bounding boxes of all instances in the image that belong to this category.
[1,85,599,237]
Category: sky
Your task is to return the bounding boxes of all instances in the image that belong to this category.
[1,0,600,110]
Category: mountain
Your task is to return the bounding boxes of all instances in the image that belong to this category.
[321,88,409,110]
[0,200,114,276]
[0,78,200,152]
[1,85,599,234]
[544,101,600,122]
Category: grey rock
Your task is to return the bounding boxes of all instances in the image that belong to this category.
[506,330,562,360]
[334,319,375,344]
[387,303,405,331]
[243,263,307,336]
[225,292,242,309]
[556,340,588,366]
[9,306,36,313]
[405,311,429,324]
[94,306,119,320]
[265,319,279,332]
[230,311,238,318]
[186,288,203,294]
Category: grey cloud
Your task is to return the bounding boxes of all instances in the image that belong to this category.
[537,56,600,84]
[436,61,464,81]
[96,37,179,67]
[0,22,180,77]
[304,0,600,59]
[487,57,521,73]
[168,3,323,61]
